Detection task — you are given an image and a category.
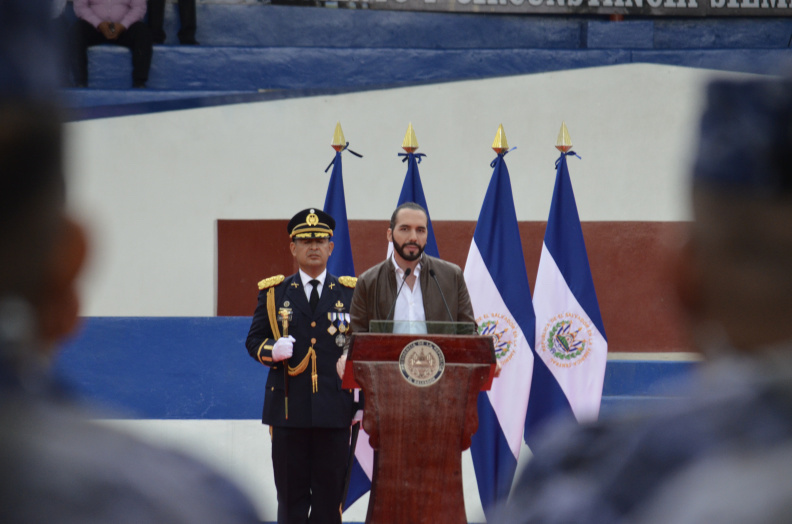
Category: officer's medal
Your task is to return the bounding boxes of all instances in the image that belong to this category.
[329,301,350,347]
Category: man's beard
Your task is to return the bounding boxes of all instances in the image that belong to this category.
[393,239,425,262]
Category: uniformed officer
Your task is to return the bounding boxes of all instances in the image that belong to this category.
[246,208,357,524]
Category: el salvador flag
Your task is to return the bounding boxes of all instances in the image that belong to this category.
[527,152,607,445]
[464,153,535,519]
[322,149,372,511]
[344,150,443,509]
[323,150,354,278]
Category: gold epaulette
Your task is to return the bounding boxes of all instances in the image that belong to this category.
[258,274,285,290]
[338,276,357,288]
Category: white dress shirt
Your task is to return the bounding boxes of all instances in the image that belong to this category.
[299,269,326,303]
[391,255,427,334]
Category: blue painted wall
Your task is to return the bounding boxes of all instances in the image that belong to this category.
[53,317,698,420]
[55,317,266,419]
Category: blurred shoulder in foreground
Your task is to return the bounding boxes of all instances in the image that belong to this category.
[0,2,260,522]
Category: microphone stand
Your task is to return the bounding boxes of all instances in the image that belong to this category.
[385,267,411,321]
[429,268,454,322]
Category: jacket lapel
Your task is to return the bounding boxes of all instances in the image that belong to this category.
[420,255,447,322]
[420,255,437,321]
[316,274,341,317]
[379,259,399,319]
[284,274,312,320]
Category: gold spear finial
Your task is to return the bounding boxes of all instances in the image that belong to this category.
[491,124,509,154]
[555,122,572,153]
[402,123,419,153]
[331,122,346,152]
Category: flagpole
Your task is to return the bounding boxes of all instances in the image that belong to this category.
[321,122,368,514]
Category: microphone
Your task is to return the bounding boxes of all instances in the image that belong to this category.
[385,267,411,321]
[429,268,454,322]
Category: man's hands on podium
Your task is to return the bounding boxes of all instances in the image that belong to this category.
[272,336,295,362]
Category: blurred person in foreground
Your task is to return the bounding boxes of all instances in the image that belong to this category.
[0,2,259,522]
[494,76,792,524]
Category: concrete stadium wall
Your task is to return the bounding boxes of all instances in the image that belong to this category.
[58,11,785,517]
[66,63,748,317]
[61,5,792,94]
[59,61,735,522]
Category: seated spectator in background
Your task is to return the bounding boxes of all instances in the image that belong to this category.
[71,0,152,88]
[493,76,792,524]
[147,0,198,45]
[0,2,259,522]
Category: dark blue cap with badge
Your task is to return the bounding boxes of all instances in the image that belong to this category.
[694,77,792,197]
[288,208,336,239]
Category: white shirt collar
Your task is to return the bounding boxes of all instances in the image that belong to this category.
[299,269,327,287]
[390,253,422,280]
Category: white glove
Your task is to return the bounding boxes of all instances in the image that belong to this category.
[336,353,347,380]
[272,336,295,362]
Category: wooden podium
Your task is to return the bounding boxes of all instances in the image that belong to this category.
[342,331,496,524]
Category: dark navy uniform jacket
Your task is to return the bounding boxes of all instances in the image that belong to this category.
[245,272,356,429]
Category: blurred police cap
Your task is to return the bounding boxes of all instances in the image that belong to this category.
[694,77,792,197]
[0,0,61,100]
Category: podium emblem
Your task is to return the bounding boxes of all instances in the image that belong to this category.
[399,339,445,387]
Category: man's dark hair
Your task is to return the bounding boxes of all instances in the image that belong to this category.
[389,202,428,231]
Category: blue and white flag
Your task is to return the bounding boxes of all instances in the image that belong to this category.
[392,152,440,258]
[346,152,445,509]
[343,452,372,511]
[348,151,444,509]
[323,150,355,278]
[322,148,372,511]
[527,152,607,443]
[464,153,535,519]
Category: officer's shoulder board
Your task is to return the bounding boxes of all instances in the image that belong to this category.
[258,274,285,290]
[338,276,357,288]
